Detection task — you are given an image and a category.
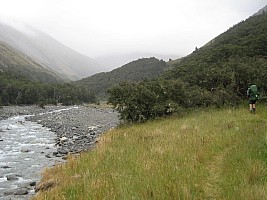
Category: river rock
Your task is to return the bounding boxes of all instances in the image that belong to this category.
[58,149,69,155]
[21,148,31,153]
[4,189,16,195]
[14,188,29,195]
[3,188,29,195]
[6,174,19,181]
[60,136,68,143]
[30,181,37,186]
[73,135,79,140]
[1,166,11,169]
[19,181,37,188]
[46,154,52,158]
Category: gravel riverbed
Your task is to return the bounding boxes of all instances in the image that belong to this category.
[1,105,120,157]
[0,105,119,199]
[27,105,120,157]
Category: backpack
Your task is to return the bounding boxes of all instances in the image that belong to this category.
[249,85,259,100]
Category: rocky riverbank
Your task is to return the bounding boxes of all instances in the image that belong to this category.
[1,105,119,157]
[0,105,57,120]
[0,105,119,199]
[26,105,119,158]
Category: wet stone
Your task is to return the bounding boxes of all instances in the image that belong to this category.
[45,154,52,158]
[14,188,29,195]
[21,148,31,153]
[1,166,11,169]
[6,174,19,181]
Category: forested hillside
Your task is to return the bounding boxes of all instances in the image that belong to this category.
[166,11,267,94]
[0,72,96,107]
[75,57,170,97]
[108,11,267,122]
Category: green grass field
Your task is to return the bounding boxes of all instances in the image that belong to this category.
[33,105,267,200]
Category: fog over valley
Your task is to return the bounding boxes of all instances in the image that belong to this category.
[0,0,266,70]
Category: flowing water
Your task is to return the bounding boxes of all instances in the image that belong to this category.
[0,113,63,200]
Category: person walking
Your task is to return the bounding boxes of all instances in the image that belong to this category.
[246,84,259,113]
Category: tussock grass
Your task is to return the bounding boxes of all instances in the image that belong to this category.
[32,105,267,200]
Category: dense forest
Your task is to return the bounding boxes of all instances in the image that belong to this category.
[74,57,170,98]
[0,72,96,107]
[108,12,267,122]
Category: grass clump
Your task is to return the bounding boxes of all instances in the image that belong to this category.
[32,105,267,200]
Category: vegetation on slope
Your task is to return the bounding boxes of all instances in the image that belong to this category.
[0,42,64,83]
[74,57,170,98]
[0,22,101,81]
[0,72,96,106]
[33,105,267,199]
[108,12,267,122]
[0,42,97,106]
[167,12,267,92]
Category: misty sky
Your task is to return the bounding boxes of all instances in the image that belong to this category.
[0,0,266,63]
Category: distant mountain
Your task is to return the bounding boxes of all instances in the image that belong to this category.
[0,21,101,80]
[95,52,180,70]
[75,57,171,98]
[0,41,64,83]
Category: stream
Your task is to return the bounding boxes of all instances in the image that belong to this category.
[0,112,63,200]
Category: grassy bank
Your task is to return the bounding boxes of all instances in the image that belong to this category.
[33,105,267,199]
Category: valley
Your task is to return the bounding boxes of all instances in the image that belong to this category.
[0,4,266,200]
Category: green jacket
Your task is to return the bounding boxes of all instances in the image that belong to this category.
[247,85,259,101]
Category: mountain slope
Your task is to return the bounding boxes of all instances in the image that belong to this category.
[253,5,267,16]
[165,10,267,94]
[0,41,64,83]
[107,7,267,122]
[0,22,101,80]
[75,57,170,97]
[95,52,180,70]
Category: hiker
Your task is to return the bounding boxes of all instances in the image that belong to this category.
[246,84,259,113]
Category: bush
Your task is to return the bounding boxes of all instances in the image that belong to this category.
[108,78,242,123]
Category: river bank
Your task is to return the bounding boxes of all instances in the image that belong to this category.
[1,105,119,157]
[0,105,58,120]
[27,105,119,157]
[0,105,119,199]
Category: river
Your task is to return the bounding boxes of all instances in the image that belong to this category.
[0,113,63,200]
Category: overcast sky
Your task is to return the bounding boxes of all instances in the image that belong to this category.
[0,0,266,62]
